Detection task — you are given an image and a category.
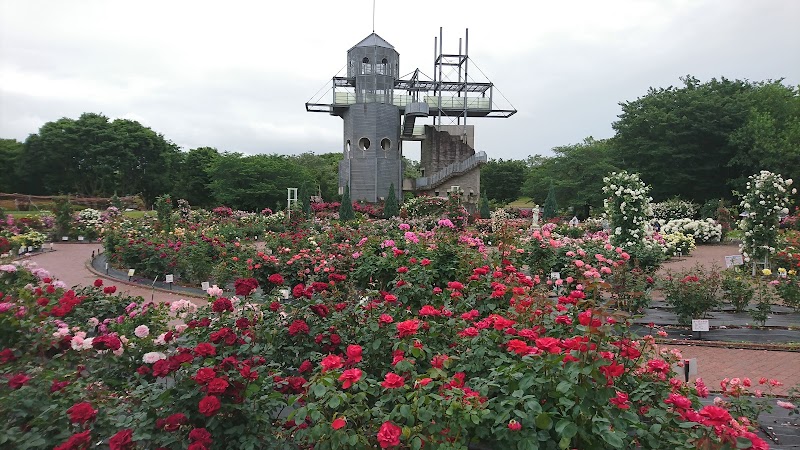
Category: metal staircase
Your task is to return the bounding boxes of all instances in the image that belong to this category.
[415,151,487,190]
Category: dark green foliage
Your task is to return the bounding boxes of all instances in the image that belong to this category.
[383,183,399,218]
[613,76,800,202]
[0,139,23,193]
[17,113,180,204]
[155,195,174,232]
[54,197,73,236]
[479,192,491,219]
[481,159,528,204]
[299,184,311,217]
[339,185,354,221]
[543,184,558,220]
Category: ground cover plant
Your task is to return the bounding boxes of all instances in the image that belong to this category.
[0,210,778,449]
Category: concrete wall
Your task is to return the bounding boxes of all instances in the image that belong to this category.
[420,125,475,175]
[341,103,402,202]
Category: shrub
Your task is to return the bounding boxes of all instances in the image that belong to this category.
[603,171,652,249]
[651,197,698,221]
[661,265,722,326]
[739,170,795,265]
[660,218,722,243]
[721,270,755,313]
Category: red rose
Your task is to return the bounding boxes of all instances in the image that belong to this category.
[194,368,216,385]
[92,334,121,351]
[94,279,104,287]
[698,405,732,426]
[8,373,31,389]
[298,360,313,373]
[346,345,363,364]
[108,429,135,450]
[508,419,522,431]
[211,297,233,313]
[67,401,97,424]
[381,372,405,389]
[535,337,562,354]
[396,319,420,338]
[159,412,188,431]
[194,342,216,357]
[288,320,309,336]
[234,278,259,297]
[54,430,92,450]
[338,368,363,389]
[268,273,284,285]
[320,354,344,372]
[188,443,209,450]
[332,417,347,430]
[103,286,117,294]
[207,377,229,394]
[198,395,221,417]
[0,348,17,364]
[377,421,402,448]
[506,339,531,355]
[189,427,212,445]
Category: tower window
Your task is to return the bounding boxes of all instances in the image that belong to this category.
[378,58,388,75]
[362,57,371,74]
[381,138,391,151]
[358,137,371,151]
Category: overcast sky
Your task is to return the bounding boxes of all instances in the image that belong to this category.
[1,0,799,161]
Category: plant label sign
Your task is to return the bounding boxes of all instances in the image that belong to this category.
[128,269,136,277]
[62,236,69,241]
[550,272,561,280]
[165,274,174,284]
[724,255,744,268]
[78,236,84,241]
[691,319,709,332]
[201,282,210,291]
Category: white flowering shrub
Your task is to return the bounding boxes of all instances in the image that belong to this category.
[490,208,512,232]
[662,232,696,256]
[651,198,698,221]
[739,171,796,263]
[603,171,653,248]
[660,218,722,243]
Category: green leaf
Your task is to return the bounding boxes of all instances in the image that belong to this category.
[736,437,754,449]
[328,395,341,409]
[534,413,552,430]
[556,381,572,394]
[601,431,624,448]
[555,419,577,439]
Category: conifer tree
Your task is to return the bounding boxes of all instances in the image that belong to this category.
[543,184,559,220]
[339,185,354,221]
[383,183,399,218]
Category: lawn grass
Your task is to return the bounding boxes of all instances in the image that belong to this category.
[506,197,538,208]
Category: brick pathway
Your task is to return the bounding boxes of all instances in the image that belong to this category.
[23,243,800,395]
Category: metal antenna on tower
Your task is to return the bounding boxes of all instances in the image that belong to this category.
[372,0,375,32]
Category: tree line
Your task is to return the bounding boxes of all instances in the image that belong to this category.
[481,76,800,214]
[0,113,341,210]
[2,76,797,212]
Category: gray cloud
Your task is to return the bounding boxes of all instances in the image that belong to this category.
[1,0,798,161]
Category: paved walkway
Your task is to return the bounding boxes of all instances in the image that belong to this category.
[23,243,202,306]
[22,243,800,396]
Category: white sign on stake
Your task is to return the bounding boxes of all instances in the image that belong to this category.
[201,282,210,291]
[725,255,744,268]
[549,272,561,280]
[62,236,69,241]
[128,269,136,277]
[78,236,84,241]
[165,274,174,283]
[691,319,710,332]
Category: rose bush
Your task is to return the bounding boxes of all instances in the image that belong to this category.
[1,212,774,449]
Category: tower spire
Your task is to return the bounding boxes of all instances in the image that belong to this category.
[372,0,375,32]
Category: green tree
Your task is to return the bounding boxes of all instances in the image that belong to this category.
[173,147,220,208]
[207,153,313,211]
[16,113,180,203]
[612,76,800,203]
[523,137,619,213]
[339,185,354,221]
[0,139,23,193]
[543,184,558,220]
[384,183,399,218]
[479,192,491,219]
[299,183,311,217]
[291,152,341,201]
[481,158,528,204]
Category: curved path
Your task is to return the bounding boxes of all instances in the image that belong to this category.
[22,243,800,396]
